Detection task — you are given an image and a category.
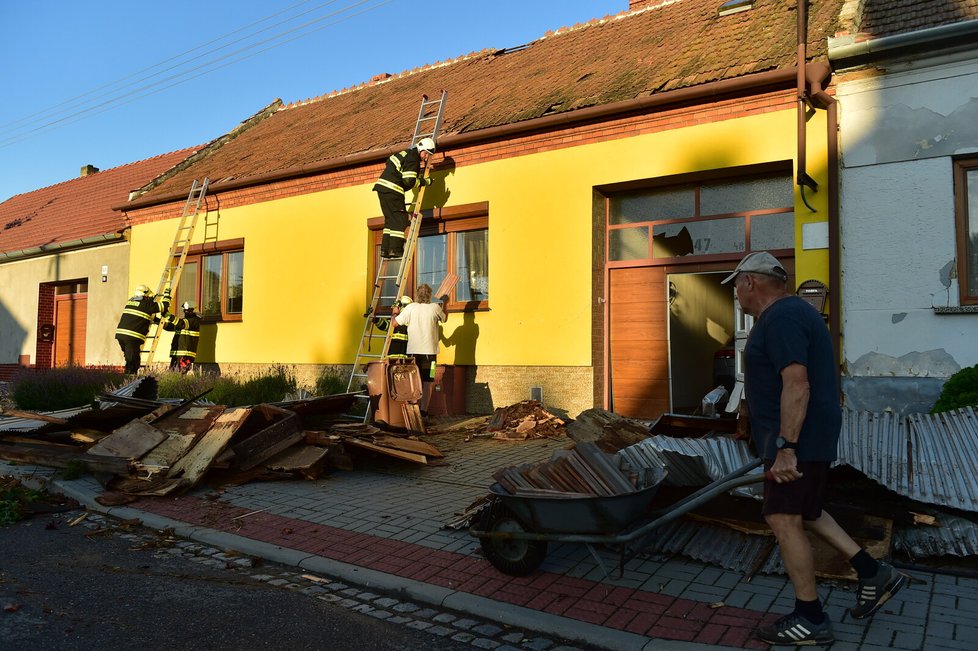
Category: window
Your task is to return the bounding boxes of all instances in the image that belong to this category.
[954,158,978,304]
[607,170,793,264]
[371,203,488,311]
[174,238,244,321]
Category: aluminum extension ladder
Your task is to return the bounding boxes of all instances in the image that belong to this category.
[145,178,209,363]
[345,92,447,417]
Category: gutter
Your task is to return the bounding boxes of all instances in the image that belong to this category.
[118,64,828,212]
[828,18,978,64]
[0,232,125,262]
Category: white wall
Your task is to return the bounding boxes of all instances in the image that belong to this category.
[0,242,130,366]
[838,55,978,411]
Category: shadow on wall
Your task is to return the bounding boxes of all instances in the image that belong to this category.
[193,323,219,366]
[0,298,28,369]
[440,308,480,364]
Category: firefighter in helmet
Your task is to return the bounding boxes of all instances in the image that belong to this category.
[161,301,201,373]
[373,137,435,258]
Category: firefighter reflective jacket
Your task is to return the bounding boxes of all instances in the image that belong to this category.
[372,316,409,359]
[372,148,424,196]
[115,294,169,342]
[163,312,201,359]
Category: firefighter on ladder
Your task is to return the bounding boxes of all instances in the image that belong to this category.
[114,284,170,375]
[373,137,436,258]
[158,301,201,373]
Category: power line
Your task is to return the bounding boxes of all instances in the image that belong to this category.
[0,0,318,135]
[0,0,396,149]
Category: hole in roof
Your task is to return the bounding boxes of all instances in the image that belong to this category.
[718,0,754,16]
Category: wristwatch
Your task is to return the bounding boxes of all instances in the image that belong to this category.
[775,436,799,450]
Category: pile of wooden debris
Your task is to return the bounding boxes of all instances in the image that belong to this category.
[491,441,657,498]
[486,400,566,440]
[0,379,445,503]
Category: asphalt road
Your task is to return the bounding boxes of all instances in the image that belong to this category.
[0,510,480,651]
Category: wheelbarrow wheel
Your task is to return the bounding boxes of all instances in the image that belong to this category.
[478,505,547,576]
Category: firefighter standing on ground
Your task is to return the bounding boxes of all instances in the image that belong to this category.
[373,137,435,258]
[115,284,170,375]
[160,301,201,373]
[373,296,412,360]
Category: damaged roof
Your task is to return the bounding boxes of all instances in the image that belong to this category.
[132,0,847,202]
[852,0,978,38]
[0,148,196,255]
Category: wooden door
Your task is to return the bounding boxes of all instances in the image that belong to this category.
[54,293,87,366]
[608,266,669,419]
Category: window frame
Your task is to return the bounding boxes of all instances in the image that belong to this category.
[600,162,795,268]
[174,237,245,322]
[369,202,489,313]
[953,157,978,305]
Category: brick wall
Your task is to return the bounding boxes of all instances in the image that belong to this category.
[35,284,55,369]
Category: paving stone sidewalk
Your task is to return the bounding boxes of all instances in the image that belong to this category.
[5,427,977,650]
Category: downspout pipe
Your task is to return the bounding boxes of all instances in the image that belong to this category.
[118,64,828,212]
[796,0,818,211]
[808,73,841,393]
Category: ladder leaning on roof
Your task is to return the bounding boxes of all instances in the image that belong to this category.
[144,178,210,365]
[345,92,447,417]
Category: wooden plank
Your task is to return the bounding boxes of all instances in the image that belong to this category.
[434,272,459,301]
[265,445,329,474]
[229,407,302,471]
[575,442,634,495]
[400,402,426,435]
[343,437,428,464]
[0,444,131,475]
[0,436,78,449]
[167,407,251,487]
[140,432,196,468]
[371,435,444,458]
[1,409,68,424]
[87,419,167,459]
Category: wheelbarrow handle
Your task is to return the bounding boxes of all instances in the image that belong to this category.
[620,458,764,544]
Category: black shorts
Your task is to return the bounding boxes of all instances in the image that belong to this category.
[413,354,437,383]
[762,460,830,521]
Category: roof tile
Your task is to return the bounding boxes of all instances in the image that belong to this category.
[0,148,197,254]
[140,0,850,200]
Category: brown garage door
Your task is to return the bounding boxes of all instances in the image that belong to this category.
[54,292,87,366]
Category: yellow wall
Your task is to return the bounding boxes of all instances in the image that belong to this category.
[129,106,830,368]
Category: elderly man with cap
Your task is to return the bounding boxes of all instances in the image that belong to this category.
[373,137,436,259]
[115,283,170,375]
[725,251,907,646]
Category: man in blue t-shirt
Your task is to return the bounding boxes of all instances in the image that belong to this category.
[725,251,908,646]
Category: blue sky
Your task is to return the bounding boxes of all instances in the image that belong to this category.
[0,0,624,202]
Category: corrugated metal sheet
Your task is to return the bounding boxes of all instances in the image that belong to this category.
[894,512,978,558]
[839,407,978,513]
[0,405,93,432]
[620,435,763,500]
[0,376,158,433]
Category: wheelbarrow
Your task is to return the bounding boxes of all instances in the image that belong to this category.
[470,458,764,577]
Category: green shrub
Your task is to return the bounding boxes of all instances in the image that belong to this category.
[931,364,978,413]
[155,371,216,402]
[12,366,124,411]
[156,366,297,406]
[0,478,41,525]
[314,366,349,396]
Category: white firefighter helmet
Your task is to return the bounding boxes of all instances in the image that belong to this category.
[133,284,151,296]
[182,301,196,311]
[416,137,436,154]
[399,296,413,306]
